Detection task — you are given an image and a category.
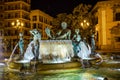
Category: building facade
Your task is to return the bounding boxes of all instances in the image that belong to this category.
[0,0,31,52]
[30,9,53,39]
[0,0,4,37]
[0,0,53,52]
[92,0,120,50]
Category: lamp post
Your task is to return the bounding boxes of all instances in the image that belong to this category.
[80,19,90,41]
[80,19,90,29]
[11,20,24,40]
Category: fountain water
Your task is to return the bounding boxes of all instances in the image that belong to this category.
[7,43,18,63]
[23,40,74,63]
[77,41,91,59]
[40,40,74,63]
[23,40,38,61]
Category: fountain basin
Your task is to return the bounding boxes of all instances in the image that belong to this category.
[15,60,30,63]
[7,61,82,72]
[7,55,104,73]
[7,60,120,74]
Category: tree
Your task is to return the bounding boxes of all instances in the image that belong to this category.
[52,13,73,33]
[51,3,95,40]
[72,4,94,39]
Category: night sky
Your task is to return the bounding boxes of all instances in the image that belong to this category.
[31,0,101,17]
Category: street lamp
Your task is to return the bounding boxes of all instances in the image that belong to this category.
[80,19,90,29]
[11,20,24,40]
[80,19,90,40]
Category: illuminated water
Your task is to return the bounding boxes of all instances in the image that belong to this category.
[8,43,18,63]
[1,39,120,80]
[24,40,74,63]
[0,54,120,80]
[0,64,120,80]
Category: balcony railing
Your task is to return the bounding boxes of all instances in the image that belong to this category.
[5,0,30,4]
[97,45,120,50]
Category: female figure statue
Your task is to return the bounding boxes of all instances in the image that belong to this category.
[18,32,24,58]
[72,29,82,56]
[91,34,96,52]
[72,29,91,68]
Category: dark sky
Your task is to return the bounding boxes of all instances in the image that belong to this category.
[31,0,100,17]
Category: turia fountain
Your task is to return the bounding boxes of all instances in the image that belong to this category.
[6,22,103,73]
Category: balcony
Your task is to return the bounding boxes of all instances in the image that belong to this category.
[96,45,120,53]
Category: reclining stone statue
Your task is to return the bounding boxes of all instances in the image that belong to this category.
[45,22,71,40]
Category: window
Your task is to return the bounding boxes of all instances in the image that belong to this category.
[7,30,10,35]
[0,22,2,27]
[115,37,120,42]
[32,16,37,21]
[8,22,11,27]
[0,6,3,10]
[44,18,47,24]
[0,30,2,36]
[95,17,98,24]
[24,22,30,28]
[115,13,120,21]
[0,14,3,18]
[8,13,11,19]
[33,23,36,29]
[50,21,52,25]
[38,23,42,29]
[39,16,43,22]
[15,13,19,18]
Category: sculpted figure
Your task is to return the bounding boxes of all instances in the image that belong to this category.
[72,29,81,42]
[91,34,96,52]
[0,40,4,59]
[24,29,41,61]
[7,33,24,63]
[72,29,91,68]
[45,22,71,40]
[18,32,24,57]
[90,34,103,64]
[72,29,82,56]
